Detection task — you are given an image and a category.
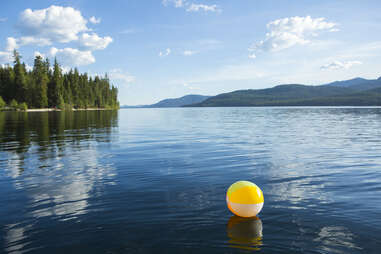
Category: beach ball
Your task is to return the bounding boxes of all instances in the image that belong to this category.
[226,181,264,217]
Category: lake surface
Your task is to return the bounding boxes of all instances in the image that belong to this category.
[1,108,381,253]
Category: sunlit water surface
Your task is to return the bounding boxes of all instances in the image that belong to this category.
[1,108,381,253]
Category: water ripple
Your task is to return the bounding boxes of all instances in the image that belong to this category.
[1,108,381,253]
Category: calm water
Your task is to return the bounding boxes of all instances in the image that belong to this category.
[1,108,381,253]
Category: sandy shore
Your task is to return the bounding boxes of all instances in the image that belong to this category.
[26,108,59,112]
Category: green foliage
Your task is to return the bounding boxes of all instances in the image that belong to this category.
[9,99,18,109]
[57,96,65,110]
[64,103,73,111]
[18,102,28,111]
[33,55,49,108]
[0,51,119,110]
[190,82,381,107]
[0,65,15,102]
[13,50,28,103]
[0,96,5,109]
[48,58,64,107]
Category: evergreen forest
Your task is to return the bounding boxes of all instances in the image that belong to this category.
[0,51,119,110]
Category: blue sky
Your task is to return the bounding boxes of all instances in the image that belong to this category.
[0,0,381,105]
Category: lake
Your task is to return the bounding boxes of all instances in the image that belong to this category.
[1,108,381,253]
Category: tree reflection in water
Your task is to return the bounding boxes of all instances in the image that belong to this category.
[0,111,119,252]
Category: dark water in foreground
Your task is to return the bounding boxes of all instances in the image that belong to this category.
[1,108,381,253]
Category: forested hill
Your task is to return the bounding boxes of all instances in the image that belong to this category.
[0,51,119,110]
[187,77,381,107]
[121,94,211,108]
[324,77,381,91]
[149,94,211,107]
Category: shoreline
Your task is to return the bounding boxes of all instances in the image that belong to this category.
[1,108,118,112]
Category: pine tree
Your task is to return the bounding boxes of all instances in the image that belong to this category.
[13,50,28,103]
[0,65,15,102]
[0,96,5,109]
[33,56,49,108]
[0,51,119,110]
[48,58,64,107]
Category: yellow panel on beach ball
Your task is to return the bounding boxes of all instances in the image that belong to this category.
[226,181,264,217]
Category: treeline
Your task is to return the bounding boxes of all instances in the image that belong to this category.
[188,83,381,107]
[0,50,119,110]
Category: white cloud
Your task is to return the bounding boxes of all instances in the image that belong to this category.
[162,0,185,8]
[0,36,52,64]
[250,16,338,56]
[248,53,256,59]
[186,4,219,12]
[320,60,362,70]
[34,51,45,58]
[183,50,197,56]
[18,5,88,44]
[109,69,135,84]
[9,6,113,65]
[159,48,171,57]
[5,37,19,52]
[49,47,95,66]
[89,16,101,24]
[62,66,71,74]
[0,37,19,63]
[3,36,51,54]
[51,65,70,74]
[19,36,51,46]
[0,52,12,63]
[25,64,33,72]
[0,17,7,22]
[79,33,113,50]
[163,0,220,12]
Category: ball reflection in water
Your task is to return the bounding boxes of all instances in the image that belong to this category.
[227,215,263,251]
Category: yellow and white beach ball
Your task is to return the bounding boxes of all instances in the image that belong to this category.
[226,181,264,217]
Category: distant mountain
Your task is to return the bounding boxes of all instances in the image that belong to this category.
[324,77,368,87]
[150,94,211,107]
[121,94,211,108]
[324,77,381,91]
[187,76,381,107]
